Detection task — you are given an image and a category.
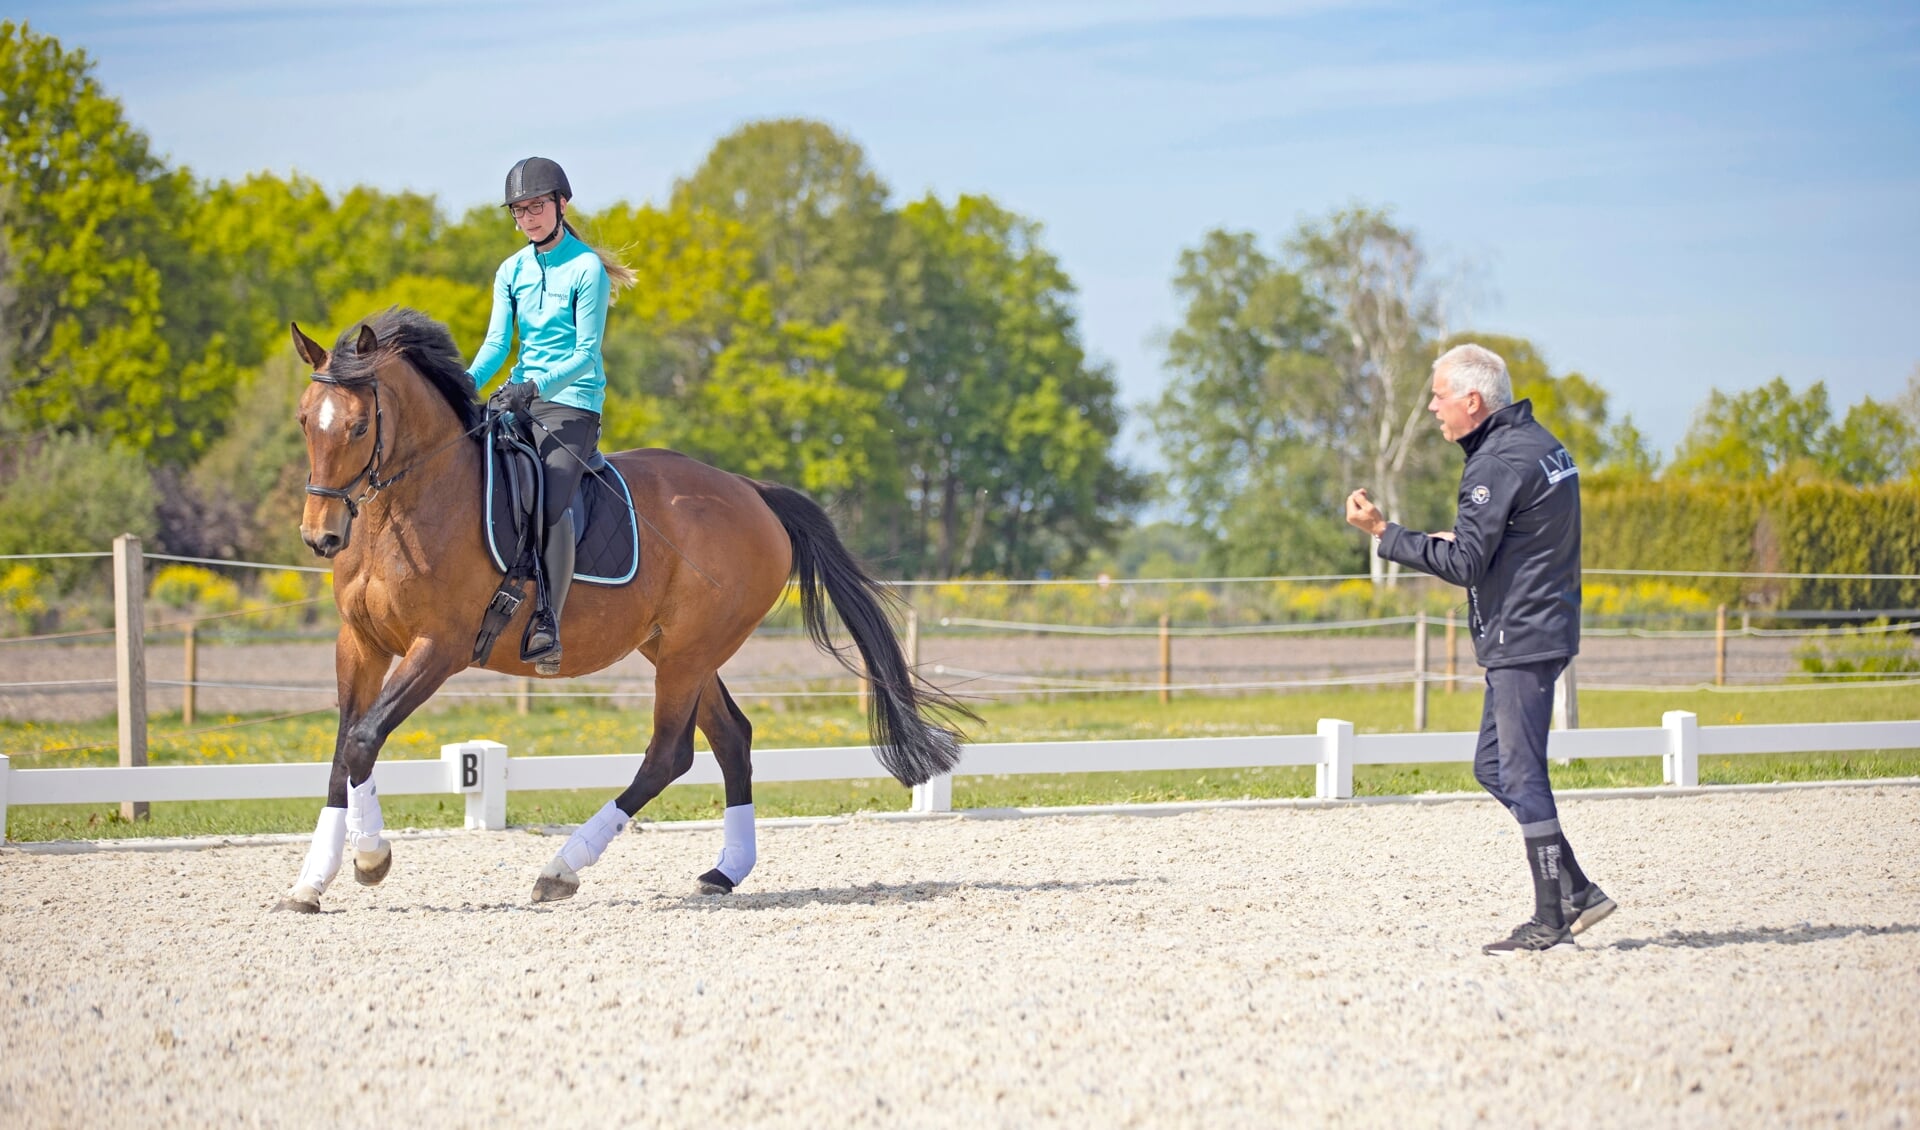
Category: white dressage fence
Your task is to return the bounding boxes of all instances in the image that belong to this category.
[4,712,1918,837]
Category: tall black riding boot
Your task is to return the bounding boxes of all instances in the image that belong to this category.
[524,508,575,675]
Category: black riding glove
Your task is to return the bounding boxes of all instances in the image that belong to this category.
[488,380,538,416]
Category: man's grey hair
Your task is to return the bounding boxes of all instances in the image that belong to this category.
[1434,343,1512,411]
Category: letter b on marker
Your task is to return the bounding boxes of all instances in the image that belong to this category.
[461,751,479,790]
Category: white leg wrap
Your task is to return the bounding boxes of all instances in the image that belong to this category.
[345,775,386,854]
[714,803,757,885]
[296,807,347,895]
[557,801,628,874]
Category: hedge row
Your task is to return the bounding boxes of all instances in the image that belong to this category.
[1586,479,1920,611]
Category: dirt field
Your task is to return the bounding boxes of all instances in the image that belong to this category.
[3,786,1915,1126]
[0,630,1811,722]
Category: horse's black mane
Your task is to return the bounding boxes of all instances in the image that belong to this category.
[328,308,484,435]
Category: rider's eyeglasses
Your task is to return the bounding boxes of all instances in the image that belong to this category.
[508,199,549,220]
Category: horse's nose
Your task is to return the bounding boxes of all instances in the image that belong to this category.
[306,531,343,558]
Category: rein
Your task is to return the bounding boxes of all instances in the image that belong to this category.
[305,372,488,518]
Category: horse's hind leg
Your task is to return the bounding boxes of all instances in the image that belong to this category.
[694,674,756,895]
[531,670,704,903]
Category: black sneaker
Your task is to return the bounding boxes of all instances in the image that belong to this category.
[1562,885,1618,936]
[1483,918,1574,954]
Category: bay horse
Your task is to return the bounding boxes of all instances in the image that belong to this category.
[277,309,963,912]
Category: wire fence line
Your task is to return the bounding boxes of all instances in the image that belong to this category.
[6,547,1919,584]
[8,659,1915,702]
[4,544,1918,751]
[5,613,1914,650]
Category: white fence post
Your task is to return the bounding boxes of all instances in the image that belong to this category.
[1,753,11,841]
[443,740,508,829]
[1413,612,1428,732]
[1316,718,1354,800]
[911,773,953,814]
[1663,710,1700,787]
[113,533,149,822]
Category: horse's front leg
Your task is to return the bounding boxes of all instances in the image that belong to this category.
[277,635,462,913]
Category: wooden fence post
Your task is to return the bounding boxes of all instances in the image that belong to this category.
[1158,614,1172,705]
[182,623,197,728]
[113,534,149,822]
[1715,604,1728,687]
[517,677,532,716]
[1413,612,1428,731]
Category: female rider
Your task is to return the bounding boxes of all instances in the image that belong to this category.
[468,156,635,673]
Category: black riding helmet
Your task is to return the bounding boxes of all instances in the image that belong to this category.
[504,157,571,207]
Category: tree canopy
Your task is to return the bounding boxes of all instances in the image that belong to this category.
[3,20,1908,583]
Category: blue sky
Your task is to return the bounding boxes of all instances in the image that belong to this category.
[17,1,1920,465]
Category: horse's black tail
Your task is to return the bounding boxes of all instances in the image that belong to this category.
[752,480,973,787]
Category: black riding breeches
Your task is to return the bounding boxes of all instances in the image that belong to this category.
[1472,658,1568,837]
[528,402,601,528]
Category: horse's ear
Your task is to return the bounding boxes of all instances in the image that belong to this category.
[356,323,379,358]
[290,322,328,370]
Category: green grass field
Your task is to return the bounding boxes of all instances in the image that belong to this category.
[6,683,1918,842]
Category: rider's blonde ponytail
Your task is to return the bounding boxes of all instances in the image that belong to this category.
[561,219,637,296]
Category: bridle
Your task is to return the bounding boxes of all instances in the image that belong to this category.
[304,371,489,520]
[304,373,392,519]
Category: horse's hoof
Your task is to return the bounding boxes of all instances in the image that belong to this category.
[531,857,579,904]
[353,842,392,886]
[274,885,322,914]
[695,868,735,896]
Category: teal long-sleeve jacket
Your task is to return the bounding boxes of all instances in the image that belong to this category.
[466,229,612,413]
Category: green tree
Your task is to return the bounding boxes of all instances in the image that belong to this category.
[0,21,232,463]
[1668,377,1914,485]
[1824,398,1915,485]
[0,183,15,398]
[581,200,896,495]
[420,202,522,292]
[1671,377,1833,481]
[1290,206,1450,578]
[189,172,443,363]
[1148,228,1355,574]
[891,194,1141,576]
[325,275,493,372]
[1438,332,1658,476]
[0,431,158,569]
[673,119,895,335]
[672,120,909,541]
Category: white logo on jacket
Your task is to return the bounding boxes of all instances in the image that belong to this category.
[1540,448,1579,484]
[1469,484,1491,505]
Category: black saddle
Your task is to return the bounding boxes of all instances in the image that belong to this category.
[482,416,638,585]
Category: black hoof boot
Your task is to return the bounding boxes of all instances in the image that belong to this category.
[696,868,735,895]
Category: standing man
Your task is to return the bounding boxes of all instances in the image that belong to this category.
[1344,343,1615,953]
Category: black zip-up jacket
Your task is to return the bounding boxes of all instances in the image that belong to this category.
[1378,399,1581,668]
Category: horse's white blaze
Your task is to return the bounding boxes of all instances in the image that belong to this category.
[317,396,338,433]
